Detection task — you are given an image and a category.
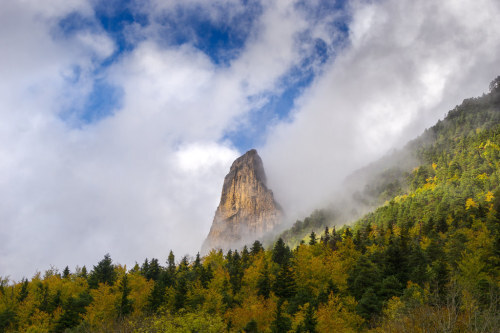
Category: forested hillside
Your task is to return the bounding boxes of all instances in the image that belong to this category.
[1,78,499,332]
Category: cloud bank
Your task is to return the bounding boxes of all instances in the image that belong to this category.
[262,0,500,218]
[1,0,499,280]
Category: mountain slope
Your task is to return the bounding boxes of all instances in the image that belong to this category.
[277,80,500,248]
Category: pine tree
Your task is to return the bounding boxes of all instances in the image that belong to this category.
[199,261,213,288]
[357,288,381,319]
[257,262,271,299]
[174,277,187,311]
[147,280,166,313]
[241,245,250,269]
[251,240,264,255]
[228,250,243,294]
[328,227,340,250]
[178,256,190,273]
[80,266,88,279]
[344,227,353,239]
[194,252,202,269]
[167,250,176,273]
[117,273,133,318]
[55,291,91,331]
[63,266,70,279]
[243,319,258,333]
[272,238,291,266]
[309,231,317,245]
[347,255,381,300]
[165,250,176,287]
[147,258,161,281]
[322,226,330,245]
[273,262,296,299]
[141,258,150,277]
[88,253,116,288]
[271,301,292,333]
[17,278,29,302]
[300,303,317,333]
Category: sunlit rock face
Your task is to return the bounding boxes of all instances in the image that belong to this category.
[202,149,282,252]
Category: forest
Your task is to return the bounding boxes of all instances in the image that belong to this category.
[1,78,499,332]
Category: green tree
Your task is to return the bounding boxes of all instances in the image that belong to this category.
[251,240,264,255]
[273,262,296,300]
[347,255,381,300]
[228,250,243,294]
[17,278,29,302]
[88,253,116,288]
[257,262,271,299]
[271,301,292,333]
[243,319,258,333]
[272,238,291,266]
[55,291,92,331]
[357,288,381,319]
[148,280,166,313]
[63,266,70,279]
[117,273,133,318]
[309,231,317,246]
[297,303,317,333]
[322,226,330,245]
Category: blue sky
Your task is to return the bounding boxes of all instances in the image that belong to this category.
[55,0,349,150]
[1,0,499,279]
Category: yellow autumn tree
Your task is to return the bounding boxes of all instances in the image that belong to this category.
[83,283,119,331]
[316,294,364,332]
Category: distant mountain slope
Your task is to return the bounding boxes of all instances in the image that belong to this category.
[353,79,500,236]
[278,76,500,248]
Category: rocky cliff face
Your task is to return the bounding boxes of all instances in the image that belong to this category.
[202,149,282,252]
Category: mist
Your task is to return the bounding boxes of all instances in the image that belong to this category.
[1,0,500,281]
[261,0,500,223]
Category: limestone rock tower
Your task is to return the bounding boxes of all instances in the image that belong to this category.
[202,149,282,252]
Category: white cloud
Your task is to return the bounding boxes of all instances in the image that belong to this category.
[262,0,500,220]
[2,0,499,280]
[0,0,317,279]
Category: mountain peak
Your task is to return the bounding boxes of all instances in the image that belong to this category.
[202,149,282,252]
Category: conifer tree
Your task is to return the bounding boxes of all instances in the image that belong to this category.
[117,273,133,318]
[251,240,264,255]
[147,258,161,281]
[243,319,258,333]
[273,261,296,299]
[141,258,150,277]
[357,288,381,319]
[88,253,116,288]
[298,303,317,333]
[271,301,292,333]
[194,252,202,269]
[309,231,317,245]
[147,280,166,313]
[167,250,176,274]
[174,277,187,311]
[344,227,353,239]
[241,245,250,269]
[228,250,243,293]
[63,266,70,279]
[178,256,190,273]
[257,262,271,299]
[322,226,330,245]
[272,238,291,266]
[17,278,29,302]
[80,266,88,279]
[165,250,176,287]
